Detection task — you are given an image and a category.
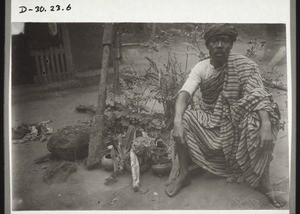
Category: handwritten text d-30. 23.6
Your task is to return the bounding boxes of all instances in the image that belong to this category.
[19,4,72,14]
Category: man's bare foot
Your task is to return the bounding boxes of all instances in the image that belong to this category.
[165,171,191,197]
[257,184,286,208]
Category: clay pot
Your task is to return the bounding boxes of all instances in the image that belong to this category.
[101,153,114,171]
[151,162,172,176]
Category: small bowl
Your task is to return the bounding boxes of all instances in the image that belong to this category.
[151,162,172,176]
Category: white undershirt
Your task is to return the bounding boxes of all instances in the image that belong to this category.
[180,59,220,96]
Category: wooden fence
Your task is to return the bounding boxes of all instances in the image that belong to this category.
[30,45,74,83]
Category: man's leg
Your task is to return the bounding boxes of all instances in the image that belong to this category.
[165,137,191,197]
[256,144,286,208]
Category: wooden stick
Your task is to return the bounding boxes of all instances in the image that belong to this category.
[86,23,114,169]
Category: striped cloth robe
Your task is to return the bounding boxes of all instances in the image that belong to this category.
[172,53,280,188]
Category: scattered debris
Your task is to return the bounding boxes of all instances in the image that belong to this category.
[15,126,38,144]
[35,152,79,184]
[75,105,96,114]
[272,176,289,186]
[104,172,119,186]
[151,192,159,210]
[12,123,30,139]
[42,160,77,184]
[266,191,286,196]
[276,134,287,142]
[263,79,287,91]
[232,197,260,209]
[139,187,150,195]
[12,120,53,144]
[151,192,159,201]
[110,197,119,205]
[34,153,55,164]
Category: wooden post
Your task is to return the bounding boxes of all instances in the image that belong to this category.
[60,23,74,75]
[117,29,122,61]
[86,23,114,169]
[113,25,121,95]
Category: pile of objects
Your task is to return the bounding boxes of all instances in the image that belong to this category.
[102,125,172,192]
[12,120,53,144]
[25,118,172,188]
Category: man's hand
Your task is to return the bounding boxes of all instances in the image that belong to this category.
[259,121,274,151]
[173,120,186,144]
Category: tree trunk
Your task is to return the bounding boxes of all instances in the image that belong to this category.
[86,23,114,169]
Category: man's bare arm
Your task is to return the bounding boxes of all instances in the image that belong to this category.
[173,91,191,142]
[174,91,190,122]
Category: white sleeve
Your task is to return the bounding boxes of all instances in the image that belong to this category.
[179,63,202,96]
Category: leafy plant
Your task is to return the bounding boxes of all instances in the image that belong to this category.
[104,89,165,138]
[145,53,187,129]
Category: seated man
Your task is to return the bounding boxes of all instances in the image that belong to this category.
[165,24,286,208]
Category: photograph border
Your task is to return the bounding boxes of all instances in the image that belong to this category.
[5,0,296,213]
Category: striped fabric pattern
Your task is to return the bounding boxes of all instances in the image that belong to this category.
[182,53,280,188]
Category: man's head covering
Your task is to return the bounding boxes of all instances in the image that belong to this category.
[204,24,238,44]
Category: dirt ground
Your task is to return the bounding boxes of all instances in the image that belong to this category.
[11,27,289,211]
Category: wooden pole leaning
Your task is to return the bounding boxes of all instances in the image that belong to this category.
[86,23,114,169]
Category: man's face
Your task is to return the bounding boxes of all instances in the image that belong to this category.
[206,35,233,61]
